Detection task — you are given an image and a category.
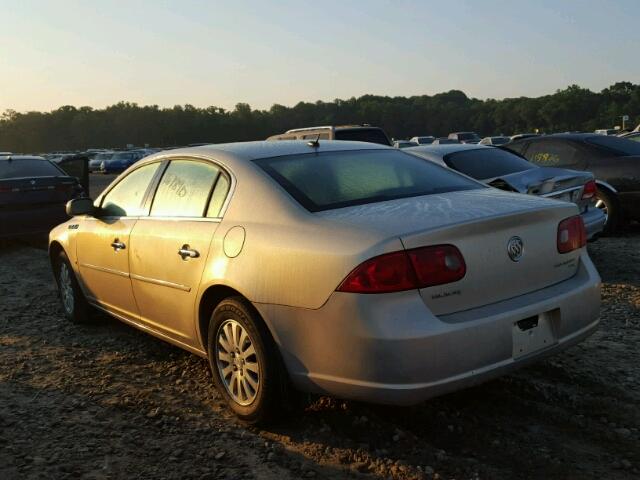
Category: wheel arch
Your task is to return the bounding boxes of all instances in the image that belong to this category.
[197,284,280,355]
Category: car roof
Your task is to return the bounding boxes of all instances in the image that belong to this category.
[406,143,489,156]
[514,133,597,142]
[139,140,391,167]
[0,155,48,162]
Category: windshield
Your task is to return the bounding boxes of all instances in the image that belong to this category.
[334,128,391,146]
[95,153,113,160]
[585,135,640,156]
[445,148,535,180]
[0,159,63,179]
[254,149,483,212]
[492,137,510,145]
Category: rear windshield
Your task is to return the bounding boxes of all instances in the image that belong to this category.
[94,153,113,160]
[456,133,480,141]
[585,135,640,156]
[254,149,483,212]
[445,148,535,180]
[334,128,391,146]
[0,159,63,179]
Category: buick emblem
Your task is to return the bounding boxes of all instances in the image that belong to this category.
[507,236,524,262]
[30,180,36,185]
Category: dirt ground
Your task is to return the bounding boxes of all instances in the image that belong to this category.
[1,221,639,479]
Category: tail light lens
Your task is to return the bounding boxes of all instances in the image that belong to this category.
[337,245,466,294]
[557,216,586,253]
[582,180,596,200]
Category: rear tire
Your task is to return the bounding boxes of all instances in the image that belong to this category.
[54,251,90,323]
[595,187,620,234]
[207,297,284,425]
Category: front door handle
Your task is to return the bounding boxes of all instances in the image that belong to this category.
[111,239,126,251]
[178,245,199,260]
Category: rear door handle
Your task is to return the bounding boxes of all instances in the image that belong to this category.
[178,245,199,260]
[111,240,126,251]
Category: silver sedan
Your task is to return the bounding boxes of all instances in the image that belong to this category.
[50,140,601,424]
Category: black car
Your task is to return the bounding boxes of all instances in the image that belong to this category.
[0,156,84,238]
[504,133,640,231]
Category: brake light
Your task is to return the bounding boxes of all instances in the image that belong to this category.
[557,216,586,253]
[582,180,596,200]
[337,245,466,294]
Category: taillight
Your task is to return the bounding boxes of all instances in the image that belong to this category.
[557,216,586,253]
[337,245,466,294]
[582,180,596,200]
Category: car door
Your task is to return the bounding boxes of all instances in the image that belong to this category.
[128,158,231,349]
[75,162,162,320]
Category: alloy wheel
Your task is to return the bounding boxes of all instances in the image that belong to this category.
[215,319,260,406]
[59,263,74,314]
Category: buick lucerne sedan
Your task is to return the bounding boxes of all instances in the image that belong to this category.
[50,141,601,424]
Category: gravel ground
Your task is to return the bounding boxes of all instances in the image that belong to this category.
[1,227,639,480]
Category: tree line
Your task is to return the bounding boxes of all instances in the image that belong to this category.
[1,82,638,152]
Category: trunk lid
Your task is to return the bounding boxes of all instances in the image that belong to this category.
[0,176,82,208]
[320,189,581,315]
[486,167,593,212]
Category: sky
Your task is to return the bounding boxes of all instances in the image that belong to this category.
[0,0,638,113]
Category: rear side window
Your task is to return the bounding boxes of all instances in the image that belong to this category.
[255,149,483,212]
[151,160,220,217]
[0,159,63,179]
[524,141,580,167]
[101,162,161,216]
[206,173,231,217]
[334,129,390,146]
[445,148,535,180]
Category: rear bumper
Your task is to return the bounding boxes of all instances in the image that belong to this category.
[581,206,606,240]
[256,251,601,405]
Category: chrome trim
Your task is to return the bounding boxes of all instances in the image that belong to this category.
[79,263,129,278]
[595,180,617,193]
[130,273,191,292]
[541,185,582,198]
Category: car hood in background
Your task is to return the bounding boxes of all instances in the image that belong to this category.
[483,167,592,195]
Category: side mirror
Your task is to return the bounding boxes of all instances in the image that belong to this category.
[66,197,95,217]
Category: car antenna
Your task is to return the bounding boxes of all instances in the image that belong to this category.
[307,134,321,148]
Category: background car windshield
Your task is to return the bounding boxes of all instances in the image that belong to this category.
[0,159,63,179]
[255,149,483,212]
[492,137,510,145]
[585,135,640,156]
[334,129,390,145]
[458,133,480,141]
[111,152,135,160]
[445,148,535,180]
[95,153,112,160]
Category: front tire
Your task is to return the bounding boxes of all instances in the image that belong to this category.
[54,251,90,323]
[207,297,283,424]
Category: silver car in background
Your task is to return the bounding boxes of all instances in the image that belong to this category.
[52,140,600,423]
[407,144,606,240]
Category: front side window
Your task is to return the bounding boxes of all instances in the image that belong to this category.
[151,160,220,217]
[101,162,161,216]
[585,135,640,156]
[254,149,483,212]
